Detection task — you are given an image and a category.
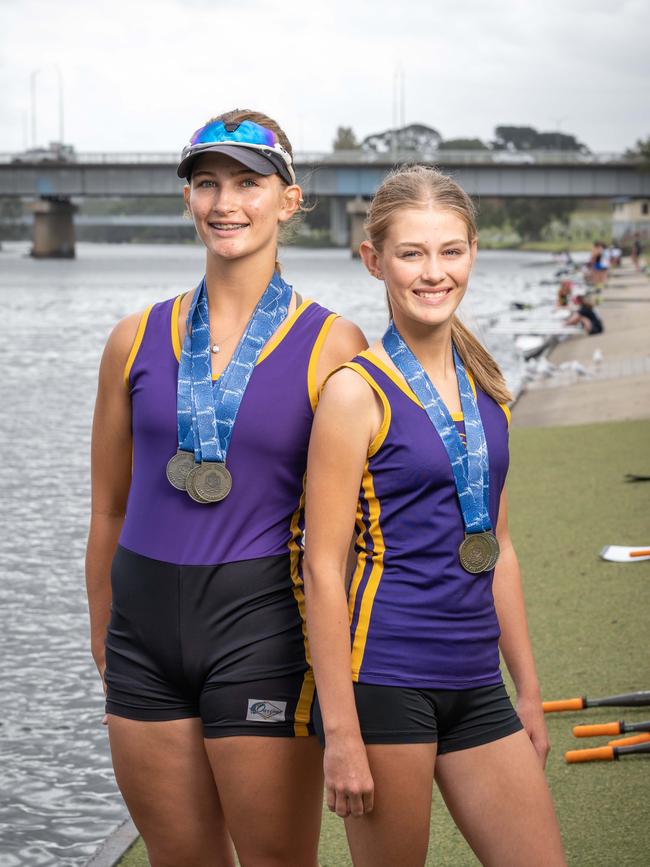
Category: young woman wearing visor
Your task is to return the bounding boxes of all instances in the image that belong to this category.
[86,109,366,866]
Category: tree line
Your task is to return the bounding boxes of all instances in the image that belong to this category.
[333,123,649,158]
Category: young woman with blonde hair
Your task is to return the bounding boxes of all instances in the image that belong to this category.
[86,108,366,866]
[304,165,566,866]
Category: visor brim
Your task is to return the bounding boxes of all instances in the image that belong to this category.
[177,143,293,184]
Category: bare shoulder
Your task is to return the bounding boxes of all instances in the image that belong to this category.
[319,365,376,415]
[321,316,368,365]
[101,309,147,374]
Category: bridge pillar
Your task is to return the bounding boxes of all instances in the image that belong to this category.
[329,197,349,247]
[347,197,369,258]
[31,197,77,259]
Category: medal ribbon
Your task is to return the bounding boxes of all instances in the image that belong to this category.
[176,274,292,463]
[382,322,492,534]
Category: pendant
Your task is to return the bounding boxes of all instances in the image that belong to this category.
[211,343,220,354]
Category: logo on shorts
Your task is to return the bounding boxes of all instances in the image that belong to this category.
[246,699,287,722]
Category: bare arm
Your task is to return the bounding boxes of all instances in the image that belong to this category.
[314,317,368,393]
[492,489,550,765]
[303,368,381,818]
[85,313,140,681]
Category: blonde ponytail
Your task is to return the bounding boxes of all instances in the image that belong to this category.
[451,317,511,404]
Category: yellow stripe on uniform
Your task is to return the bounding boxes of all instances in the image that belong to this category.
[307,312,339,411]
[346,510,371,643]
[123,304,154,387]
[499,403,511,427]
[359,349,422,407]
[257,299,313,365]
[350,464,385,681]
[170,294,183,361]
[358,350,465,421]
[287,472,314,736]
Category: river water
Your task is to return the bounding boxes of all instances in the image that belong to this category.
[0,241,560,866]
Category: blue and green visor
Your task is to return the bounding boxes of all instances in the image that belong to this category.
[177,119,296,185]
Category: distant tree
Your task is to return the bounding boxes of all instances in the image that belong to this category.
[438,138,488,151]
[536,132,590,153]
[492,126,539,151]
[506,198,575,241]
[474,198,507,229]
[492,125,588,153]
[361,123,442,155]
[624,136,650,162]
[333,126,360,150]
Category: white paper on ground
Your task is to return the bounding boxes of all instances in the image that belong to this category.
[600,545,650,562]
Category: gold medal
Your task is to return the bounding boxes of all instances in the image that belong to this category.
[459,531,500,574]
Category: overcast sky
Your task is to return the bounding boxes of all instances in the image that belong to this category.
[1,0,648,156]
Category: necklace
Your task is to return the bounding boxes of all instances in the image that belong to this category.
[209,323,243,354]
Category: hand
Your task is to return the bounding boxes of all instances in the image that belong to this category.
[324,734,374,818]
[517,694,550,767]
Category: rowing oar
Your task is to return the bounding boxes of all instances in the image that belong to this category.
[573,719,650,737]
[543,691,650,713]
[609,734,650,747]
[565,741,650,763]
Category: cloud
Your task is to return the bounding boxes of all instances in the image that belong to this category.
[0,0,648,154]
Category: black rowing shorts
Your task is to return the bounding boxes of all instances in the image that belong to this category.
[314,681,522,753]
[105,545,315,738]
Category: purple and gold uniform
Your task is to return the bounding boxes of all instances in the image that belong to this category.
[105,294,337,737]
[313,349,522,752]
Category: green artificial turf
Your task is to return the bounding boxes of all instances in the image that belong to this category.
[117,419,650,866]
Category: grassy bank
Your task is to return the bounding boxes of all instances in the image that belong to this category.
[118,419,650,867]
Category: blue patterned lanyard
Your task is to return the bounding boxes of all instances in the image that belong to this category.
[176,274,292,463]
[382,322,492,534]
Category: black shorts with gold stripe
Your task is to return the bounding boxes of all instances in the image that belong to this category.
[105,545,315,738]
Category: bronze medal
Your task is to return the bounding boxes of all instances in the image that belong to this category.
[459,531,500,574]
[186,462,232,504]
[166,450,196,491]
[185,465,210,504]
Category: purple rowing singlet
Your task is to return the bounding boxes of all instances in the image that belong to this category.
[342,349,511,689]
[119,294,337,566]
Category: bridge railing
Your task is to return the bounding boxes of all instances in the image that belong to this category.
[0,150,640,167]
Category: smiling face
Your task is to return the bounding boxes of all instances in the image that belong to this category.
[361,205,477,332]
[183,152,301,264]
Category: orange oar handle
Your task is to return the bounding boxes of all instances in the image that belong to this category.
[630,549,650,557]
[573,722,620,737]
[543,698,584,713]
[565,746,614,763]
[609,733,650,747]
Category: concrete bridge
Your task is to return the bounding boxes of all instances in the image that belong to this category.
[1,149,648,256]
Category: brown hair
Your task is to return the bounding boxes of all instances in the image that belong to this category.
[365,165,512,404]
[193,108,303,273]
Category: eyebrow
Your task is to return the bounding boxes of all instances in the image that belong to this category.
[192,167,261,179]
[395,238,468,247]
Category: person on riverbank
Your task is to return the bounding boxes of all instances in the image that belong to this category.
[566,293,604,335]
[85,108,366,866]
[303,166,566,867]
[587,241,608,299]
[631,233,643,271]
[556,278,573,307]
